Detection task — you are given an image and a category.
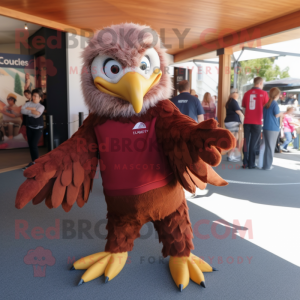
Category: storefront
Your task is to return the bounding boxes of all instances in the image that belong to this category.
[0,19,69,155]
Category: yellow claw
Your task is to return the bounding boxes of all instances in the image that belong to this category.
[75,252,128,285]
[190,253,214,272]
[169,253,213,291]
[187,257,205,285]
[105,252,128,282]
[169,256,190,291]
[81,254,112,283]
[73,251,111,270]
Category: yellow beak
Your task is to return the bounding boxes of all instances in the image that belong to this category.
[94,71,162,113]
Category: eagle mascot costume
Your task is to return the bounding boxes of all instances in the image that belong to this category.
[15,22,235,292]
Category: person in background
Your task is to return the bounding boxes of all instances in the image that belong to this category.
[24,73,32,92]
[293,95,298,107]
[213,95,219,122]
[241,77,269,169]
[24,90,31,102]
[202,92,216,121]
[280,94,287,104]
[22,90,32,127]
[262,87,284,170]
[171,80,204,123]
[0,93,22,138]
[224,88,244,162]
[212,95,218,119]
[286,94,295,105]
[190,89,198,98]
[281,106,299,152]
[21,88,45,170]
[212,95,217,104]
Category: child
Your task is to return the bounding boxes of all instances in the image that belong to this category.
[21,88,45,170]
[281,106,299,153]
[21,89,32,128]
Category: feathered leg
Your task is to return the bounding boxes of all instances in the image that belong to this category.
[153,199,194,257]
[153,199,216,292]
[105,212,143,253]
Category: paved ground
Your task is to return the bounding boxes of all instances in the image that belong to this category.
[1,150,300,300]
[0,147,48,169]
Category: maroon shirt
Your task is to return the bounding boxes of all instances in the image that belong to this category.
[94,118,174,196]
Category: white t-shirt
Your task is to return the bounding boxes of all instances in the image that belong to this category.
[21,101,45,129]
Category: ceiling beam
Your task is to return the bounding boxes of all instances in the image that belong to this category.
[0,6,92,36]
[174,9,300,63]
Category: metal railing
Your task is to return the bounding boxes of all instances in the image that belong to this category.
[48,112,87,150]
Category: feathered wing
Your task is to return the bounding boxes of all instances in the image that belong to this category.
[153,100,236,193]
[15,114,101,212]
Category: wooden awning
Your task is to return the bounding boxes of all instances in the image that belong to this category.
[1,1,300,61]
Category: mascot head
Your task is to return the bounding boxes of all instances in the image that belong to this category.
[80,22,172,118]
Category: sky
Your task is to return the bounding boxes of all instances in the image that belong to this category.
[235,38,300,78]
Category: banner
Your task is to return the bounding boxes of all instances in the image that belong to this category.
[0,53,44,150]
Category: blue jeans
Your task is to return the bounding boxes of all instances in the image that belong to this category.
[281,132,292,149]
[243,124,261,168]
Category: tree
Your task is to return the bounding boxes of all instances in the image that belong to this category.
[231,57,290,89]
[14,73,23,96]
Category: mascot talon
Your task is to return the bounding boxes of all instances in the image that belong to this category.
[72,251,128,285]
[169,253,216,291]
[15,22,235,292]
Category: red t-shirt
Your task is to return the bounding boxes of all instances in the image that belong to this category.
[94,118,174,196]
[242,88,268,125]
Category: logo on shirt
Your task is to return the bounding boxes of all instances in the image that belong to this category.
[132,122,148,135]
[178,100,188,103]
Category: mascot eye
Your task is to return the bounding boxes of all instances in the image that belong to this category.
[103,59,122,79]
[140,55,150,71]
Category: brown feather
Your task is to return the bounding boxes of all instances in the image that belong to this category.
[51,171,66,208]
[66,184,80,206]
[33,178,55,205]
[15,179,48,209]
[174,143,183,160]
[35,169,56,182]
[61,167,72,186]
[45,193,53,209]
[90,178,94,192]
[62,196,72,212]
[15,113,100,211]
[72,161,85,187]
[180,141,193,167]
[197,118,218,129]
[76,185,85,208]
[151,100,235,191]
[207,166,228,186]
[186,167,207,190]
[83,175,91,202]
[23,164,43,178]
